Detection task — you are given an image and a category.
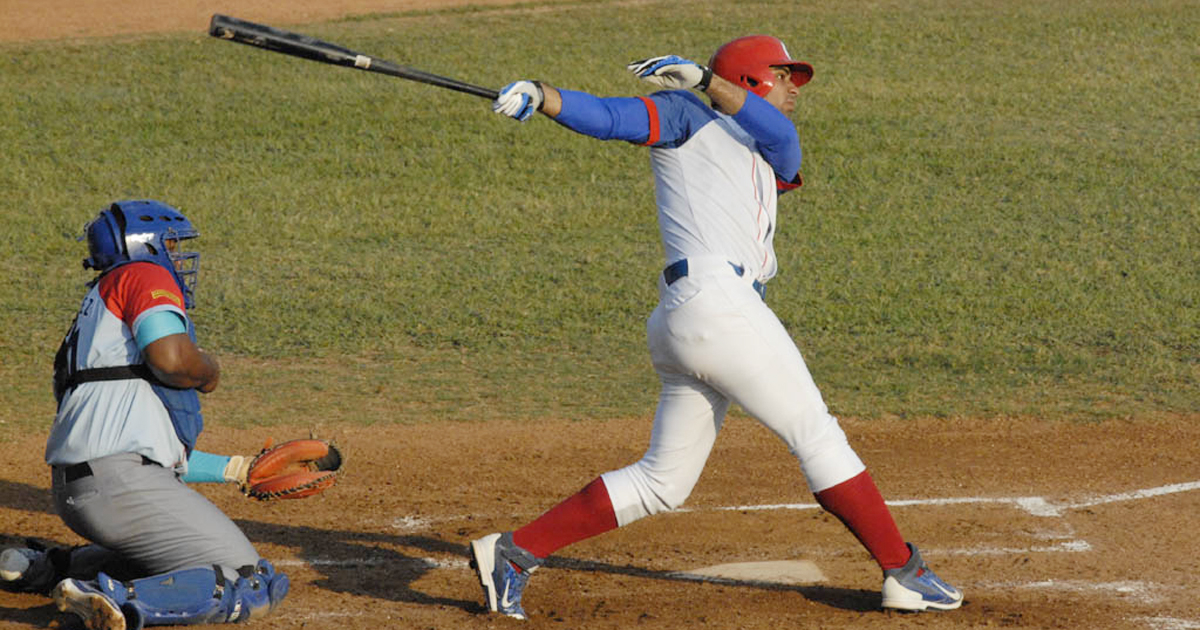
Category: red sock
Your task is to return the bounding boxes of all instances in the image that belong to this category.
[512,477,618,559]
[814,470,911,570]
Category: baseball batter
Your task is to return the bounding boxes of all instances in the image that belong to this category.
[470,36,964,618]
[1,201,289,630]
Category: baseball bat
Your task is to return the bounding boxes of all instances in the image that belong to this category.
[208,14,499,99]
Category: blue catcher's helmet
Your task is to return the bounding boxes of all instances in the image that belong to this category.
[83,200,201,308]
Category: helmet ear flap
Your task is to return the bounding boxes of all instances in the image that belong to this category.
[83,205,128,270]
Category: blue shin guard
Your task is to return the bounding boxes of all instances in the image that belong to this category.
[89,560,288,628]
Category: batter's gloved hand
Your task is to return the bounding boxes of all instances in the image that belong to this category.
[238,438,344,501]
[493,80,545,122]
[627,55,713,91]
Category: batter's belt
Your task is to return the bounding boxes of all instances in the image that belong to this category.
[663,258,766,300]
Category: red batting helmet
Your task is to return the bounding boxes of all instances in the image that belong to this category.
[708,35,813,98]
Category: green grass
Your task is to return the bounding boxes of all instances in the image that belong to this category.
[1,0,1196,431]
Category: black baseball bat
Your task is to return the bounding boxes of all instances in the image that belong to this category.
[208,14,498,99]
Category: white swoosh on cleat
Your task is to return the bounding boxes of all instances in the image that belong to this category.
[931,581,960,599]
[500,581,516,610]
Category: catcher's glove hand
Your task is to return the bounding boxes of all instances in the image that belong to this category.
[238,438,344,500]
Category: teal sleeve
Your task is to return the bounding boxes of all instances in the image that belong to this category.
[135,310,188,350]
[182,449,231,483]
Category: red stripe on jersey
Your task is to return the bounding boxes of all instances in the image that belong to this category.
[637,96,660,146]
[98,262,185,328]
[776,171,804,192]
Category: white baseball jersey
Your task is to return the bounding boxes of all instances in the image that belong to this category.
[46,262,190,468]
[552,88,802,282]
[552,86,864,523]
[643,92,783,283]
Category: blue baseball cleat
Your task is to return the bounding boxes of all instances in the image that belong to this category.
[881,543,963,611]
[470,532,542,620]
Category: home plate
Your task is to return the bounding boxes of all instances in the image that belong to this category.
[672,560,826,585]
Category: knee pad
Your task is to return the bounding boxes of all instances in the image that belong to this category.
[227,559,289,622]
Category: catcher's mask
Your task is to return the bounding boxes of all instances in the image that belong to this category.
[709,35,813,98]
[83,200,200,308]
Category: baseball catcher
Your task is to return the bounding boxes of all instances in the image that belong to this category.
[2,440,342,594]
[2,201,291,630]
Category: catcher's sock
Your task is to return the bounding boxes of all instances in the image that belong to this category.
[512,477,618,559]
[814,470,910,571]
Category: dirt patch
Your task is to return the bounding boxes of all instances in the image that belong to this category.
[1,0,567,42]
[3,416,1199,629]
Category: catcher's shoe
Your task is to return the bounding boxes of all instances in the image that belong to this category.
[881,543,963,611]
[470,532,542,620]
[52,577,127,630]
[1,545,56,593]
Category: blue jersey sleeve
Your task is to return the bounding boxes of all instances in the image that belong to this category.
[731,93,802,182]
[642,90,722,148]
[553,89,654,143]
[554,89,722,147]
[552,88,802,189]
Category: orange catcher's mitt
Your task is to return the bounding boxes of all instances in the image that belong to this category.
[242,438,343,500]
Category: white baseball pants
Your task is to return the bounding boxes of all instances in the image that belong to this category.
[602,257,866,526]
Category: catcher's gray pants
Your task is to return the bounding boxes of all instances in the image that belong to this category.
[52,452,260,582]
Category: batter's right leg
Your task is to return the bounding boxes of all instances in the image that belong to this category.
[469,367,729,619]
[600,371,729,526]
[502,370,728,562]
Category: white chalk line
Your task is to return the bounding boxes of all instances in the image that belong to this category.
[374,481,1200,564]
[944,539,1093,555]
[703,480,1200,518]
[292,611,364,620]
[983,579,1169,602]
[276,556,471,570]
[384,480,1200,531]
[980,581,1200,628]
[1140,617,1200,630]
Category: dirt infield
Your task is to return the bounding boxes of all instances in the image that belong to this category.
[0,0,574,42]
[4,2,1200,629]
[4,417,1199,629]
